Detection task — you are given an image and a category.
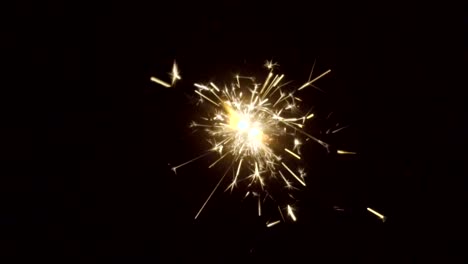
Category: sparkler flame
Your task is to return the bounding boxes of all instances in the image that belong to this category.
[153,60,356,224]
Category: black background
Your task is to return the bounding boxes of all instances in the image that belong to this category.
[4,1,465,262]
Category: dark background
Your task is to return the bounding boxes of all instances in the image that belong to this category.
[4,1,465,262]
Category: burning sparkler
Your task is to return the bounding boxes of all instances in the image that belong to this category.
[152,60,355,224]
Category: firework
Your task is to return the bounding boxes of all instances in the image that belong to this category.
[152,60,355,224]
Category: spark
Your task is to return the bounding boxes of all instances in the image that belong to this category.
[285,148,301,160]
[194,83,210,90]
[287,205,297,221]
[227,158,244,191]
[293,138,302,152]
[208,152,229,168]
[331,126,349,134]
[210,82,220,92]
[258,195,262,216]
[264,60,279,69]
[194,163,234,220]
[308,59,316,81]
[367,207,387,222]
[333,205,345,212]
[337,150,357,155]
[194,90,220,106]
[150,77,171,88]
[170,61,181,85]
[260,72,274,94]
[278,206,286,221]
[282,162,306,186]
[297,69,332,91]
[164,61,355,222]
[267,220,281,227]
[171,151,212,174]
[151,60,181,88]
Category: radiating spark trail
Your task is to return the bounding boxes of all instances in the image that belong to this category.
[228,158,243,191]
[337,150,357,155]
[287,205,297,221]
[331,126,349,134]
[285,148,301,160]
[260,72,273,94]
[278,206,285,221]
[194,90,220,106]
[267,220,281,227]
[171,151,212,174]
[194,83,210,90]
[208,152,229,168]
[209,82,220,92]
[151,61,180,88]
[281,162,306,186]
[195,163,234,220]
[308,59,316,81]
[170,61,181,85]
[258,196,262,216]
[298,69,331,91]
[278,171,292,188]
[150,77,171,88]
[367,207,387,222]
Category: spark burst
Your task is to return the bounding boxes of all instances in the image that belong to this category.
[153,60,355,224]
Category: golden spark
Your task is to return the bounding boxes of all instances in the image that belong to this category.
[367,207,387,222]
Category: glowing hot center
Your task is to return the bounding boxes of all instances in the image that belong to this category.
[234,118,263,144]
[236,119,249,131]
[248,127,263,142]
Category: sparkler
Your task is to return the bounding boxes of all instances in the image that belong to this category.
[152,60,356,224]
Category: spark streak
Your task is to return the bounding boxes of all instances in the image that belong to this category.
[170,61,181,85]
[194,163,234,220]
[171,151,212,174]
[151,60,181,88]
[337,150,357,155]
[298,69,331,91]
[367,207,387,222]
[282,162,306,186]
[267,220,281,227]
[258,196,262,216]
[194,90,220,106]
[287,205,297,221]
[150,77,171,88]
[285,148,301,160]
